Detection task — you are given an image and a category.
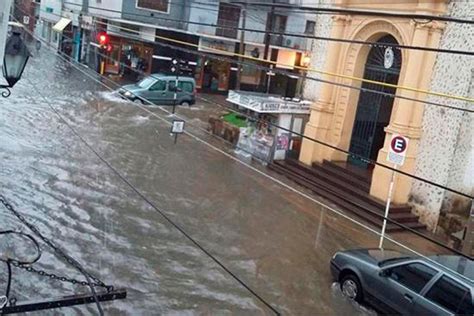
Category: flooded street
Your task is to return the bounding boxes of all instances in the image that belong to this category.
[0,50,384,314]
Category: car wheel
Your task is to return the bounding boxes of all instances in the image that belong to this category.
[180,100,191,107]
[133,98,143,104]
[340,274,363,302]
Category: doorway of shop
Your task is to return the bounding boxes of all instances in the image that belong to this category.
[348,35,402,168]
[202,59,230,93]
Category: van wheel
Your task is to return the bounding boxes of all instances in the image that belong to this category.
[133,98,143,104]
[180,101,191,107]
[340,274,363,302]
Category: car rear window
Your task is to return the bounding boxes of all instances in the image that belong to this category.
[425,275,474,314]
[388,263,437,293]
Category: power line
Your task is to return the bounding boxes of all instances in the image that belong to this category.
[60,1,266,29]
[14,26,280,316]
[57,2,474,56]
[23,4,474,188]
[82,16,474,103]
[28,14,473,200]
[234,1,474,24]
[22,20,474,267]
[79,17,473,112]
[27,68,282,316]
[0,196,105,315]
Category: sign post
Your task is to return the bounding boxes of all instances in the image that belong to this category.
[171,59,179,114]
[379,134,409,248]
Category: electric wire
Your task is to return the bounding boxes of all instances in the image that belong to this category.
[25,72,282,316]
[60,1,266,28]
[27,12,474,200]
[23,23,474,284]
[33,3,474,102]
[234,1,474,25]
[33,7,474,113]
[20,8,474,200]
[60,1,474,56]
[25,23,474,261]
[0,230,41,312]
[32,8,474,114]
[64,41,474,259]
[85,18,474,113]
[0,195,105,316]
[15,26,281,316]
[86,18,474,103]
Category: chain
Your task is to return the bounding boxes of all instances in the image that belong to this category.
[0,195,112,291]
[10,261,112,290]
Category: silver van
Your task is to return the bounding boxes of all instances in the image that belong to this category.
[119,74,196,106]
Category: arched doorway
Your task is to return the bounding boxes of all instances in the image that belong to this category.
[348,35,402,168]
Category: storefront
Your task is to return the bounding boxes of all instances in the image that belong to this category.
[227,90,310,162]
[104,36,153,77]
[195,37,235,92]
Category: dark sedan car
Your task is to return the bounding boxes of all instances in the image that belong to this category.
[330,248,474,315]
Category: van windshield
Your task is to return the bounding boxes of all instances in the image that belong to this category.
[137,77,156,88]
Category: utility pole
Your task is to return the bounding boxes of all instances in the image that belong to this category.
[0,0,13,70]
[261,0,275,93]
[235,4,246,91]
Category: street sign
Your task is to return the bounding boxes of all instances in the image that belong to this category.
[170,119,185,144]
[387,134,408,166]
[23,16,29,25]
[171,119,185,134]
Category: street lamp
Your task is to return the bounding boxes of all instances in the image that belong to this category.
[1,31,30,98]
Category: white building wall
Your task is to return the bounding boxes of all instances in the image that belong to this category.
[187,3,308,47]
[40,0,62,23]
[301,13,332,101]
[187,5,218,36]
[410,1,474,234]
[88,0,123,19]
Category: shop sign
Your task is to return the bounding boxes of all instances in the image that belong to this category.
[79,15,93,30]
[227,91,310,114]
[199,38,234,56]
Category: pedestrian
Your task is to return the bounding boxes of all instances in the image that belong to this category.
[119,53,127,77]
[63,43,72,60]
[35,40,41,52]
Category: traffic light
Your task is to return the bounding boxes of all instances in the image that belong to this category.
[97,32,110,47]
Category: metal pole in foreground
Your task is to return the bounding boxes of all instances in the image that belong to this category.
[379,165,398,248]
[172,59,179,114]
[0,0,13,67]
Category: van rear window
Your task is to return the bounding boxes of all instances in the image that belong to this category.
[178,81,194,93]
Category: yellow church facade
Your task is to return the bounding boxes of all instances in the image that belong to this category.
[299,0,448,206]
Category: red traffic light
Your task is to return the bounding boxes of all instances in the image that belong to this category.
[97,32,110,46]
